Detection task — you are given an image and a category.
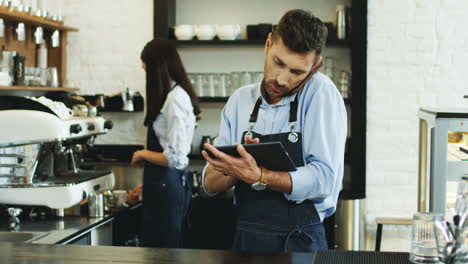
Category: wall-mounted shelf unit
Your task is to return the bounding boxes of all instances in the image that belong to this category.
[0,8,79,91]
[0,8,79,32]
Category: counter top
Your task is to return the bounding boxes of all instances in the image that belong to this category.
[0,242,412,264]
[0,203,141,244]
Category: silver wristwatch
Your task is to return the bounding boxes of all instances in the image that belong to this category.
[251,168,267,191]
[251,180,267,191]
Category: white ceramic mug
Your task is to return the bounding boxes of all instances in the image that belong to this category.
[196,24,216,40]
[216,24,241,40]
[174,24,196,40]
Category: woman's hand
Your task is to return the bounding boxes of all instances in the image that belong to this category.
[131,150,147,168]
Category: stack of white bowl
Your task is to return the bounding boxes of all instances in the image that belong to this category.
[174,24,241,40]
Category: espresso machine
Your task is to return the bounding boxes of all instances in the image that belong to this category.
[0,96,115,218]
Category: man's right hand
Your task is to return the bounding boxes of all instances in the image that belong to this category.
[244,135,260,144]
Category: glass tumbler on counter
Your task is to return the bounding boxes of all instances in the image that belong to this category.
[409,212,440,263]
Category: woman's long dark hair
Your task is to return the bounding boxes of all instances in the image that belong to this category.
[141,38,201,126]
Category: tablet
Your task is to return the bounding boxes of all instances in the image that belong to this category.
[203,142,297,172]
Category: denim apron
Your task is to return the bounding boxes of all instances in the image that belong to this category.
[232,95,327,253]
[140,99,192,248]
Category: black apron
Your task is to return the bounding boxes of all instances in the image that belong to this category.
[140,98,192,248]
[232,94,327,253]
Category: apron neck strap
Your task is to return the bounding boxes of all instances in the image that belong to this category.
[248,95,299,124]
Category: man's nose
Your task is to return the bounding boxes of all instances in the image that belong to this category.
[276,70,288,87]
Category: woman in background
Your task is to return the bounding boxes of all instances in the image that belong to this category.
[131,39,200,248]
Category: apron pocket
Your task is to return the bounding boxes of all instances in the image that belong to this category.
[233,228,285,254]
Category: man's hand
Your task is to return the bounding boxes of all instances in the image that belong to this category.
[244,135,260,144]
[202,143,261,184]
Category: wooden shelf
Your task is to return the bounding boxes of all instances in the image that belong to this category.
[0,8,78,32]
[0,86,79,92]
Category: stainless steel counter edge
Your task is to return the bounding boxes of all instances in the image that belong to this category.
[0,202,142,245]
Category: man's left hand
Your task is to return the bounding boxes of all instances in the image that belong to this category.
[202,143,261,184]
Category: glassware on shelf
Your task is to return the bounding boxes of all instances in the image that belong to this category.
[409,212,440,264]
[252,71,263,84]
[240,71,252,87]
[217,73,228,97]
[229,72,241,96]
[338,70,350,99]
[24,66,34,86]
[324,57,335,81]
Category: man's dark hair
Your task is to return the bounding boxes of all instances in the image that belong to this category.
[272,9,327,54]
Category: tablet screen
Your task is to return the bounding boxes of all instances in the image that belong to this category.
[203,142,297,172]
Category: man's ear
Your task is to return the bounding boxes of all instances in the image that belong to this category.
[310,55,323,75]
[265,32,273,54]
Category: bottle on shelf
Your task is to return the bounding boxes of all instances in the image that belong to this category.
[37,42,48,69]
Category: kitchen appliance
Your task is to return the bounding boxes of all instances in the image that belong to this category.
[13,54,25,86]
[121,88,134,111]
[88,192,105,217]
[0,95,115,211]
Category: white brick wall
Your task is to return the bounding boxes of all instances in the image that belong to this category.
[60,0,153,145]
[366,0,468,251]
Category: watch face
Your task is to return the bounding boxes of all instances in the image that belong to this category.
[251,181,267,191]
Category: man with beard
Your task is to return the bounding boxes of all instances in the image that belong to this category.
[201,9,347,253]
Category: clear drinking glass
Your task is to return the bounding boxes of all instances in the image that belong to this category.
[409,212,440,263]
[24,66,33,86]
[240,71,251,87]
[324,56,334,81]
[229,72,241,96]
[217,73,228,97]
[192,73,203,97]
[205,73,216,97]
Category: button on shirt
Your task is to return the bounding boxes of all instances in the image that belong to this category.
[153,85,196,170]
[202,72,347,220]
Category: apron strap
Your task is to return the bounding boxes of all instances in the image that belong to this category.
[283,223,315,252]
[248,95,299,124]
[249,97,263,123]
